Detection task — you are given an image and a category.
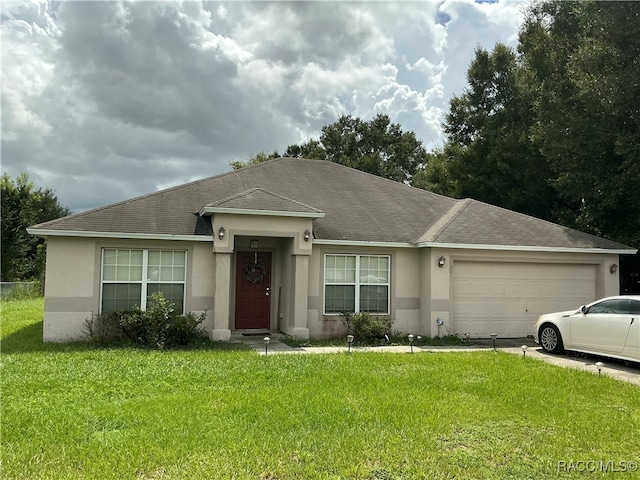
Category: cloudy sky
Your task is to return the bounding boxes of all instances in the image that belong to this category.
[2,0,526,213]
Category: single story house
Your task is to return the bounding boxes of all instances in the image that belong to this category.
[28,157,636,342]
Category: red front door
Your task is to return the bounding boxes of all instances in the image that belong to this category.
[235,252,271,330]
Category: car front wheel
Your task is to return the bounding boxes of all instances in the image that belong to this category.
[539,324,564,354]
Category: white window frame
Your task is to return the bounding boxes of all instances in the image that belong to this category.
[100,248,187,313]
[323,254,390,315]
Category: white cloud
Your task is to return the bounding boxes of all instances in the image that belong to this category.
[1,0,525,213]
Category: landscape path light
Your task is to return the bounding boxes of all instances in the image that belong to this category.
[490,333,498,351]
[521,345,528,358]
[347,334,354,353]
[595,361,605,376]
[408,334,415,353]
[263,336,270,355]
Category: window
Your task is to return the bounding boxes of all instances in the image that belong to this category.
[324,254,389,314]
[101,249,186,313]
[588,299,630,315]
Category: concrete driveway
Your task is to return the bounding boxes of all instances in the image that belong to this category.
[501,346,640,386]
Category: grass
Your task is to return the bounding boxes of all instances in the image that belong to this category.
[2,299,639,479]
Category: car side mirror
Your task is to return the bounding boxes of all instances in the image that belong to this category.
[580,305,587,315]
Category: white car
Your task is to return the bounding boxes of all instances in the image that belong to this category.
[535,295,640,363]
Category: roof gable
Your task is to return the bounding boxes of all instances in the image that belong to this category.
[200,188,325,218]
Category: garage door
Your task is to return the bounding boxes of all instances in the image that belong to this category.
[453,262,597,338]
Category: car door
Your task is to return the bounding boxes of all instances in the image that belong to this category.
[569,299,631,353]
[621,300,640,361]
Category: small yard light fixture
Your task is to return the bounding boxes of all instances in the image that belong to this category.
[521,345,528,358]
[263,336,270,355]
[303,229,311,242]
[490,333,498,351]
[218,226,225,240]
[595,361,605,376]
[438,256,446,268]
[408,334,415,353]
[347,334,354,353]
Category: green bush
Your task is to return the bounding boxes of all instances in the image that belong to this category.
[87,292,207,349]
[84,311,125,344]
[341,312,392,342]
[1,281,42,301]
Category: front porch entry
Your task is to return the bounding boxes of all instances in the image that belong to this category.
[235,251,272,330]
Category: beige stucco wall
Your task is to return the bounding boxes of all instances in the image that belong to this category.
[306,245,423,339]
[212,213,313,255]
[42,237,98,341]
[40,226,622,343]
[42,237,216,342]
[207,213,314,340]
[305,245,621,340]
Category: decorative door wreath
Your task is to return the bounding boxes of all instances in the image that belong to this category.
[243,262,268,284]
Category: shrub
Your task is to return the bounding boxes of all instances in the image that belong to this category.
[84,311,125,344]
[341,312,392,343]
[1,281,42,301]
[86,292,207,349]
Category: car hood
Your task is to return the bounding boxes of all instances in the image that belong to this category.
[536,309,578,322]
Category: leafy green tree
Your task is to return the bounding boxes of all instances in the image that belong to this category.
[229,150,280,170]
[241,114,428,183]
[409,150,457,197]
[313,114,427,183]
[1,173,70,281]
[438,1,639,251]
[442,43,556,220]
[520,0,640,247]
[282,140,327,160]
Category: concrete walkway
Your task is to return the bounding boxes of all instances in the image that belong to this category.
[236,334,640,386]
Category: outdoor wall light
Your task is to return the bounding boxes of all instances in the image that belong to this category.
[521,345,528,358]
[304,229,311,242]
[610,264,618,274]
[347,334,354,353]
[595,361,604,376]
[408,334,415,353]
[490,333,498,351]
[263,336,270,355]
[438,256,446,268]
[218,226,225,240]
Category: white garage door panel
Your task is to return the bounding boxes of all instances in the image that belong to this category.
[453,262,597,338]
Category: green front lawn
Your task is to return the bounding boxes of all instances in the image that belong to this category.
[1,299,638,479]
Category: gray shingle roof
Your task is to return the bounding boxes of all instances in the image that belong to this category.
[30,158,633,251]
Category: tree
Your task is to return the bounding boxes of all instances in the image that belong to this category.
[519,0,640,247]
[229,150,280,170]
[313,114,427,183]
[240,114,428,183]
[409,150,457,197]
[441,43,556,220]
[1,173,70,281]
[438,1,640,251]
